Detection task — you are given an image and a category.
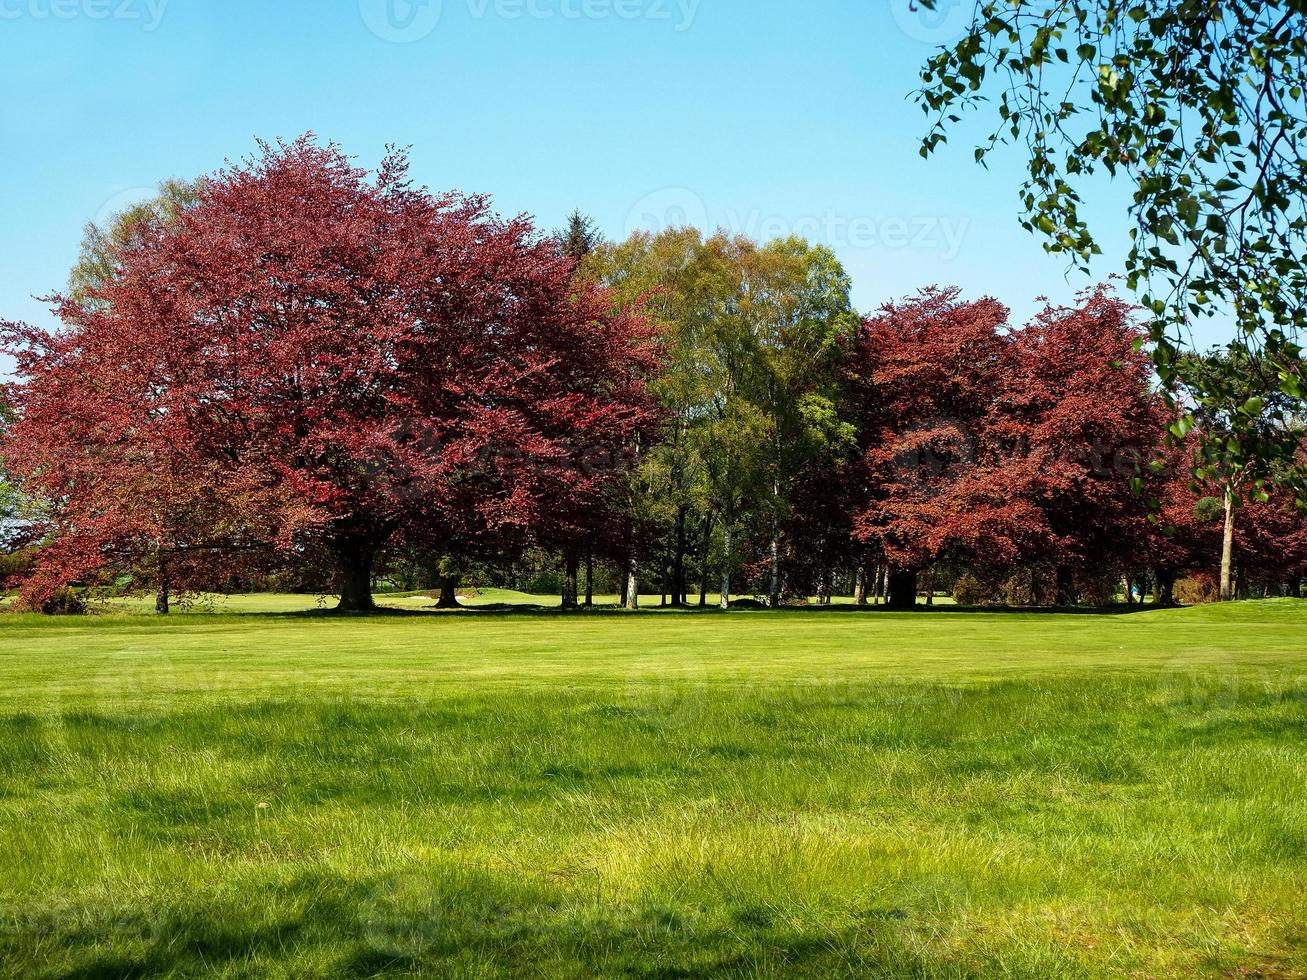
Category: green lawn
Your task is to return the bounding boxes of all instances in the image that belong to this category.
[1,600,1305,977]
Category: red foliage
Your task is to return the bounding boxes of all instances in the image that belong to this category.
[851,285,1168,603]
[1238,491,1307,591]
[1,137,658,609]
[995,285,1168,575]
[851,287,1043,575]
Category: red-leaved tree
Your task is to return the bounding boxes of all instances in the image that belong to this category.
[1,136,658,611]
[995,286,1168,602]
[850,287,1046,608]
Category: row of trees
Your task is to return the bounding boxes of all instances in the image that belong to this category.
[1,136,1304,613]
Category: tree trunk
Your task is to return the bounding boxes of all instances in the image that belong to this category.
[719,523,733,609]
[625,557,639,611]
[853,564,868,606]
[1153,568,1177,608]
[584,553,594,607]
[155,555,170,616]
[768,533,781,608]
[1220,487,1236,602]
[671,505,687,607]
[698,514,714,607]
[1288,577,1303,599]
[887,568,918,610]
[1055,566,1077,607]
[874,564,887,604]
[562,551,579,610]
[924,567,934,606]
[336,540,376,612]
[434,573,460,609]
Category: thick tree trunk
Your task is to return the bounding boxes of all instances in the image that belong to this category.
[584,553,594,607]
[1055,566,1077,607]
[1153,568,1177,608]
[434,573,460,609]
[1288,577,1303,599]
[336,541,376,612]
[887,568,918,610]
[719,523,733,609]
[853,564,868,606]
[874,564,887,604]
[1220,487,1236,602]
[155,555,170,616]
[562,551,579,610]
[625,557,639,610]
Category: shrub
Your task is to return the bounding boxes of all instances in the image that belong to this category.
[1001,573,1036,607]
[1175,573,1219,605]
[952,573,997,607]
[1076,572,1122,607]
[39,588,87,616]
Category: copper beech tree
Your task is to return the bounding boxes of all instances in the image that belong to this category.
[851,285,1165,608]
[1,137,658,611]
[851,288,1034,609]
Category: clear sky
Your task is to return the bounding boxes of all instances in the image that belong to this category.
[2,0,1190,364]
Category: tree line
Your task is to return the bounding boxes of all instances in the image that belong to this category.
[1,136,1304,614]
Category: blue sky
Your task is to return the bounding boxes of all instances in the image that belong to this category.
[1,0,1177,362]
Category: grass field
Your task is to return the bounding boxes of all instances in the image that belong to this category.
[1,599,1305,977]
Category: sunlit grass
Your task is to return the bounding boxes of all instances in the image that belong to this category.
[0,600,1304,976]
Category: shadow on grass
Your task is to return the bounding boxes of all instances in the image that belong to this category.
[284,600,1159,620]
[17,866,1009,980]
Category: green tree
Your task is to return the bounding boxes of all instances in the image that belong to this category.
[915,0,1307,474]
[584,228,718,606]
[552,209,606,608]
[741,237,858,606]
[68,178,202,306]
[1178,347,1303,600]
[584,231,856,608]
[555,209,604,262]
